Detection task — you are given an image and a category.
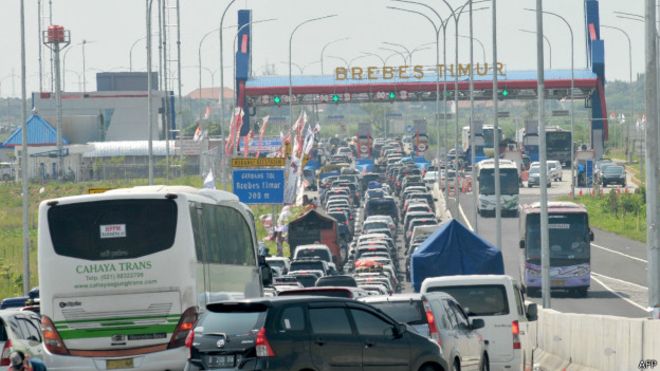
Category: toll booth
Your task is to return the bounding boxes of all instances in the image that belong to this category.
[575,150,595,187]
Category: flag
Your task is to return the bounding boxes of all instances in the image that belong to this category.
[225,108,244,155]
[203,169,216,189]
[255,116,270,158]
[302,125,315,156]
[243,129,253,157]
[203,105,212,120]
[193,124,202,142]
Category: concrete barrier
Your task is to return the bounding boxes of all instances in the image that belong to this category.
[528,308,657,371]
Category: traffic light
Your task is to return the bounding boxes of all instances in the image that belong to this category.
[332,94,340,103]
[501,87,509,97]
[273,96,282,105]
[388,91,396,100]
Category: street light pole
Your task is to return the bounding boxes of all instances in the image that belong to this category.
[644,0,660,320]
[390,0,456,209]
[469,1,479,234]
[289,15,338,130]
[81,40,88,93]
[19,0,30,296]
[218,0,237,188]
[518,29,552,69]
[601,25,634,164]
[491,0,501,250]
[320,37,349,75]
[129,36,146,72]
[528,9,575,198]
[535,0,551,309]
[458,34,486,63]
[147,0,155,185]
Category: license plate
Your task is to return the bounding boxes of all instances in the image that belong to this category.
[206,355,236,368]
[107,358,134,369]
[551,279,565,287]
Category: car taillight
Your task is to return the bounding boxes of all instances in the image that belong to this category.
[184,329,195,359]
[168,307,198,349]
[255,327,275,357]
[423,301,441,345]
[41,316,69,355]
[0,339,12,366]
[512,320,521,349]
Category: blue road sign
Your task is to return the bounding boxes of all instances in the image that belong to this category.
[233,168,285,204]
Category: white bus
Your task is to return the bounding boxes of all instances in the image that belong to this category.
[476,159,520,217]
[38,185,271,370]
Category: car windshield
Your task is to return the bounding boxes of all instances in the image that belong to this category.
[267,260,285,269]
[296,249,331,262]
[604,166,624,175]
[364,222,388,231]
[426,285,510,316]
[526,213,590,260]
[367,300,427,325]
[290,261,324,271]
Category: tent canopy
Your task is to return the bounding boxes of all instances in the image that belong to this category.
[411,219,505,292]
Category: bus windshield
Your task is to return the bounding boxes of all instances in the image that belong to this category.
[546,132,571,151]
[526,213,590,261]
[479,168,519,195]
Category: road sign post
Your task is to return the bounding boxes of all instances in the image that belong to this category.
[232,168,285,204]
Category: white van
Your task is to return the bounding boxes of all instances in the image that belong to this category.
[420,275,538,371]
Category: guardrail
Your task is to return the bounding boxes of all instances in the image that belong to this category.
[524,308,659,371]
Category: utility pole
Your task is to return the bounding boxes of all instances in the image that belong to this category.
[644,0,660,320]
[536,0,551,309]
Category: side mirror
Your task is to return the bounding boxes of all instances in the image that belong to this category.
[526,303,538,321]
[519,240,525,249]
[589,230,595,242]
[393,323,406,338]
[470,318,485,330]
[260,264,273,287]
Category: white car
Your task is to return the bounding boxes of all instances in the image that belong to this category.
[547,160,563,181]
[266,256,291,275]
[421,275,539,371]
[423,171,439,189]
[293,244,337,272]
[0,310,45,365]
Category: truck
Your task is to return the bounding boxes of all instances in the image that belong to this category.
[410,219,505,292]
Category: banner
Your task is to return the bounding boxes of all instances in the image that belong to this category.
[256,115,270,158]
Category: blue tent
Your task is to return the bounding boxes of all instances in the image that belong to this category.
[411,219,505,292]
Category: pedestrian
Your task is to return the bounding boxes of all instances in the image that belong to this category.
[7,351,47,371]
[258,242,269,257]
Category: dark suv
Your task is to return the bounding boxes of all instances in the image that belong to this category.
[185,297,447,371]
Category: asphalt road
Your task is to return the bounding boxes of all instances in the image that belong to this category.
[451,170,649,318]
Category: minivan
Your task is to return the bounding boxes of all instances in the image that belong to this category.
[420,275,538,371]
[185,297,448,371]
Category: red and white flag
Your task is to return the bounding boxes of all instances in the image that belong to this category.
[255,116,270,158]
[203,105,212,120]
[193,124,203,142]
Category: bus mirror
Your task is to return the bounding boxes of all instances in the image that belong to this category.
[589,230,595,242]
[519,240,525,249]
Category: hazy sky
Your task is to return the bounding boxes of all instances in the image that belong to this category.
[0,0,646,97]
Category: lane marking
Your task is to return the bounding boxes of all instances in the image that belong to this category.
[458,202,474,231]
[590,274,649,313]
[591,271,648,290]
[591,243,648,264]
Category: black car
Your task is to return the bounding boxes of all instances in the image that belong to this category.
[316,275,358,287]
[601,165,626,187]
[185,297,448,371]
[365,197,399,224]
